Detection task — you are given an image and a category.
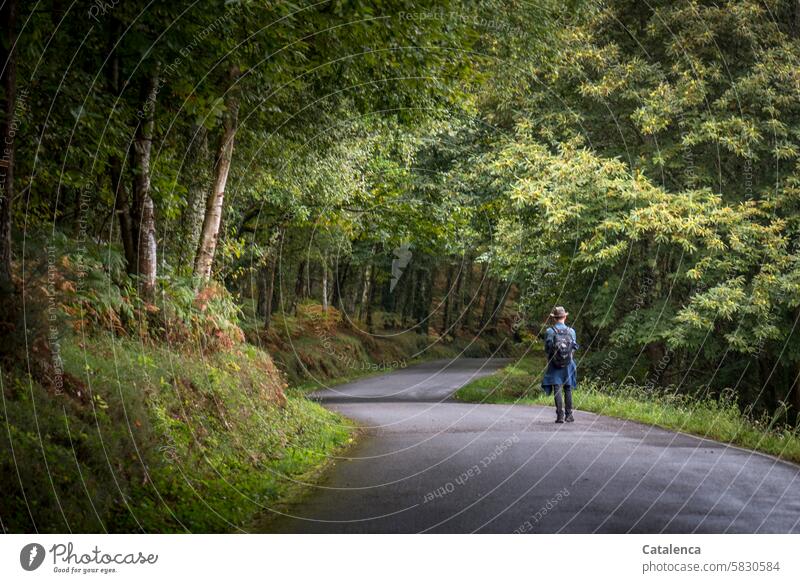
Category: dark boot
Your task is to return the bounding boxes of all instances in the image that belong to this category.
[564,386,574,422]
[554,386,565,423]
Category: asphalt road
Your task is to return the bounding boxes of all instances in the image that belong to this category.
[264,358,800,533]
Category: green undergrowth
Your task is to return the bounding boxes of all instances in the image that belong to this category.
[455,357,800,464]
[243,301,522,390]
[0,333,353,533]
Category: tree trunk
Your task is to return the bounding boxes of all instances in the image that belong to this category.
[181,123,210,267]
[451,259,466,332]
[462,261,482,331]
[111,156,136,271]
[104,23,136,275]
[402,268,417,327]
[645,341,668,387]
[331,260,349,309]
[365,265,378,332]
[130,69,159,300]
[441,261,454,335]
[479,276,496,328]
[321,257,328,312]
[489,281,509,330]
[193,65,240,282]
[358,262,372,321]
[416,267,436,335]
[293,259,307,312]
[0,0,18,292]
[258,253,276,330]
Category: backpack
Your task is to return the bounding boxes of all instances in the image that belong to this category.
[549,326,574,368]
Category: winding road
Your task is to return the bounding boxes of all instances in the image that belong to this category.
[264,358,800,533]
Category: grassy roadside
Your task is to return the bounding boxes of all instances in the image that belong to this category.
[0,333,354,533]
[454,357,800,464]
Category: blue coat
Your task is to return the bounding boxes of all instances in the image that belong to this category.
[542,322,578,393]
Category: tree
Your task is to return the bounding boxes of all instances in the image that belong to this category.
[194,65,240,282]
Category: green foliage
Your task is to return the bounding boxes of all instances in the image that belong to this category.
[0,334,351,532]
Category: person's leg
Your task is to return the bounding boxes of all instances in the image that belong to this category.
[553,384,564,423]
[564,385,574,422]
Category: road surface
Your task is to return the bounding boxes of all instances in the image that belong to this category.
[263,358,800,533]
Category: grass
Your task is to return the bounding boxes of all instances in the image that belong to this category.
[454,356,800,465]
[0,333,354,533]
[241,300,523,392]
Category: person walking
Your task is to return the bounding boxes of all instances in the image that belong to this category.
[542,306,578,423]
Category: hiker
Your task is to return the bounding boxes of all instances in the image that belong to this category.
[542,306,578,423]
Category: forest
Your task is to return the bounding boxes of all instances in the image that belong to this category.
[2,0,800,533]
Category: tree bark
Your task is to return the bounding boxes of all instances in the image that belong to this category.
[257,253,277,330]
[358,262,372,321]
[0,0,18,291]
[401,267,416,326]
[321,256,328,312]
[441,261,454,335]
[193,65,240,282]
[331,260,349,309]
[489,281,509,330]
[451,259,466,332]
[416,267,436,335]
[130,69,159,300]
[479,276,496,328]
[181,123,210,267]
[104,21,136,275]
[365,264,377,332]
[462,261,482,331]
[110,156,136,271]
[293,259,307,312]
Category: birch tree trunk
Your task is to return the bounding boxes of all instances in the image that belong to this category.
[130,69,159,300]
[181,123,210,267]
[193,65,240,282]
[321,256,328,312]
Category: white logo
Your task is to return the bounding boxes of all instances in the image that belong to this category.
[20,543,46,571]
